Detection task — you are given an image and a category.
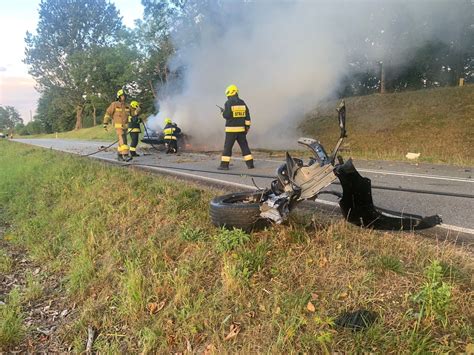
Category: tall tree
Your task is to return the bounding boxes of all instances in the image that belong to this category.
[24,0,126,129]
[0,106,23,130]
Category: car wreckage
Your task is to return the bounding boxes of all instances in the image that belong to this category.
[210,101,441,232]
[141,124,188,151]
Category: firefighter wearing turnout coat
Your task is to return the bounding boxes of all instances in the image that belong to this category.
[163,118,181,153]
[103,89,132,161]
[218,84,254,170]
[128,100,142,157]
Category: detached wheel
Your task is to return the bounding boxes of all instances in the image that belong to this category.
[209,191,270,232]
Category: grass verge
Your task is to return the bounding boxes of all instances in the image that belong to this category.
[300,85,474,166]
[1,140,473,353]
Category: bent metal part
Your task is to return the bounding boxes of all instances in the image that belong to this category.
[209,102,442,232]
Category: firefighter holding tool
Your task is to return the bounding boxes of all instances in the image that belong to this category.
[218,84,254,170]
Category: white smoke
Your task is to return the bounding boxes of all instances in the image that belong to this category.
[148,1,469,150]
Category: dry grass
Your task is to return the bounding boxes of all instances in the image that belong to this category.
[1,140,473,353]
[300,85,474,166]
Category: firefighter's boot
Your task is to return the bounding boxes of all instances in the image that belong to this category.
[218,162,229,170]
[246,160,255,169]
[130,151,140,157]
[124,154,133,162]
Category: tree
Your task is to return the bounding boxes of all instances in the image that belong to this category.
[34,87,76,133]
[0,106,23,131]
[24,0,126,130]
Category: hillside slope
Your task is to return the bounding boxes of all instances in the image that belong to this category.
[300,85,474,165]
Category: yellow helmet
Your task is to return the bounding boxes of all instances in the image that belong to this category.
[225,84,239,97]
[130,100,139,109]
[116,89,126,99]
[164,118,172,124]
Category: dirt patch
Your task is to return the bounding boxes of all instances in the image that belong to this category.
[0,225,74,352]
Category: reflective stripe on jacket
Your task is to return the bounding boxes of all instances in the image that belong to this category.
[163,123,181,140]
[103,101,131,126]
[222,95,251,132]
[128,107,142,132]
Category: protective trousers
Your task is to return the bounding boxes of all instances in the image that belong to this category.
[116,128,129,156]
[165,139,178,153]
[129,132,139,154]
[220,132,254,168]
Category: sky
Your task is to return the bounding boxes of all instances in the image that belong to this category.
[0,0,143,123]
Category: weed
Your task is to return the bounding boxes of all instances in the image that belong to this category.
[139,326,165,354]
[214,227,250,252]
[0,288,25,349]
[371,254,404,274]
[232,242,268,281]
[412,260,453,328]
[179,225,207,242]
[0,249,12,273]
[23,271,43,302]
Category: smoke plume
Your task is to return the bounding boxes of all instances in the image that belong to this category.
[148,1,469,150]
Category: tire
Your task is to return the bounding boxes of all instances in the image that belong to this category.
[209,191,270,232]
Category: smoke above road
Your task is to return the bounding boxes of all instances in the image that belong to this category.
[148,1,466,150]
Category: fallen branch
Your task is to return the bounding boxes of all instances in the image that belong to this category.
[86,325,96,354]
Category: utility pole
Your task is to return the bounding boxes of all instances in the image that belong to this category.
[379,61,385,94]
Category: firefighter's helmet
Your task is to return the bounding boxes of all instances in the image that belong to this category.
[164,118,172,124]
[116,89,126,100]
[130,100,139,109]
[225,84,239,97]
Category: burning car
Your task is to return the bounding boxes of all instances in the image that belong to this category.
[141,124,189,151]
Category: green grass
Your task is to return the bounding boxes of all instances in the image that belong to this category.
[0,249,13,273]
[0,288,25,349]
[0,140,473,353]
[300,85,474,165]
[18,125,117,141]
[23,271,43,303]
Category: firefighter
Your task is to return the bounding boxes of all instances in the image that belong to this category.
[103,89,132,161]
[218,84,254,170]
[163,118,181,154]
[128,100,142,157]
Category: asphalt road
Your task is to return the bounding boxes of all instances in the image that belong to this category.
[14,138,474,237]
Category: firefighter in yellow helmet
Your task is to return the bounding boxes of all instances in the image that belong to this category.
[128,100,142,156]
[218,84,254,170]
[163,118,181,153]
[103,89,132,161]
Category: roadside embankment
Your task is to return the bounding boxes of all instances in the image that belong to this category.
[300,85,474,166]
[1,140,473,353]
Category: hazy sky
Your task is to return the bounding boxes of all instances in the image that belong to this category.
[0,0,143,122]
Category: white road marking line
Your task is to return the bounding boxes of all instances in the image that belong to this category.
[127,163,474,236]
[357,169,473,183]
[437,223,474,235]
[19,141,474,184]
[227,155,472,183]
[16,141,474,236]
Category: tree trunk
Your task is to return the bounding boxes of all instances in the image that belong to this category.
[92,103,97,126]
[75,105,83,130]
[149,80,157,99]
